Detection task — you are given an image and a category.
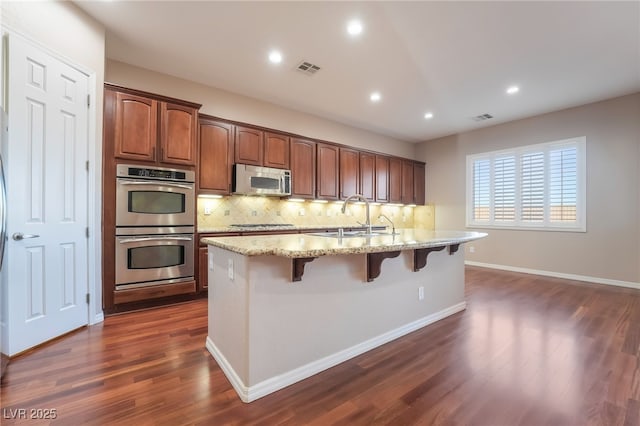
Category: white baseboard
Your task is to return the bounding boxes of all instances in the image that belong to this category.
[465,261,640,290]
[91,312,104,325]
[206,301,467,403]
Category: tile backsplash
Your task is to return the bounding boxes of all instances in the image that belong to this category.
[198,196,435,230]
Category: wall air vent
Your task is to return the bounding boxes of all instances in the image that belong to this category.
[296,61,321,75]
[472,113,494,122]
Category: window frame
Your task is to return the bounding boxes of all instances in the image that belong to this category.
[466,137,586,232]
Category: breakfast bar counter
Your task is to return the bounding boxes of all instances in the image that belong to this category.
[203,229,486,402]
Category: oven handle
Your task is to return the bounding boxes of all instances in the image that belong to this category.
[118,179,194,190]
[118,236,194,244]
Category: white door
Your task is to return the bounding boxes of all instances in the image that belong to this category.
[3,34,89,356]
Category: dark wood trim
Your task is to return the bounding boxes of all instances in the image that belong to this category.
[292,257,317,282]
[112,281,197,306]
[104,83,202,110]
[448,244,460,255]
[367,251,401,282]
[413,246,446,272]
[1,352,8,380]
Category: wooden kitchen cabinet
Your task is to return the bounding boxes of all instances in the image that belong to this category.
[160,102,198,166]
[316,143,339,200]
[111,86,199,167]
[199,247,209,291]
[290,138,316,198]
[264,132,290,169]
[401,160,415,204]
[389,157,403,203]
[235,126,263,166]
[198,116,234,194]
[375,155,389,203]
[114,92,158,162]
[339,148,359,199]
[414,162,426,205]
[360,152,375,201]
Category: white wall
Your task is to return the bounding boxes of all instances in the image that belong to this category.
[106,60,416,159]
[416,93,640,286]
[1,0,106,322]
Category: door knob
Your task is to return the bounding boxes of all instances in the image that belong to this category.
[12,232,40,241]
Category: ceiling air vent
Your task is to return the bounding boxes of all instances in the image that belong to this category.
[472,113,494,122]
[296,61,321,76]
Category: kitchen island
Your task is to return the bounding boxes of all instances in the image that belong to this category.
[202,229,486,402]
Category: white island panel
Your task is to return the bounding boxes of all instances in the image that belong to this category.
[207,243,466,402]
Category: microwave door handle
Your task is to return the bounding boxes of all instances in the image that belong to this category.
[118,179,194,190]
[119,236,194,244]
[281,175,285,192]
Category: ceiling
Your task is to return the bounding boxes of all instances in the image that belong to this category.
[75,1,640,143]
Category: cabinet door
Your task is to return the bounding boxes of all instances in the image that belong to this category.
[235,126,263,166]
[199,247,208,291]
[388,157,403,203]
[290,138,316,198]
[375,155,389,203]
[414,162,426,205]
[114,92,158,162]
[360,152,375,201]
[264,132,290,169]
[160,102,198,166]
[316,143,339,200]
[198,118,234,194]
[339,148,359,199]
[401,160,415,204]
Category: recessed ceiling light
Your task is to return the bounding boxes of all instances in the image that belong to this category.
[370,92,381,102]
[506,85,519,95]
[424,112,434,120]
[268,50,283,64]
[347,19,363,36]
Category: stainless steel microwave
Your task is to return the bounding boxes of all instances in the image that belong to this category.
[233,164,291,196]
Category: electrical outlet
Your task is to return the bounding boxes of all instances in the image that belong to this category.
[204,206,212,215]
[227,258,234,280]
[208,252,214,270]
[276,211,281,216]
[469,246,475,253]
[418,286,425,301]
[224,210,230,216]
[251,210,257,216]
[299,209,305,216]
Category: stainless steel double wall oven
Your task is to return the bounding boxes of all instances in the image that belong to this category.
[115,164,195,290]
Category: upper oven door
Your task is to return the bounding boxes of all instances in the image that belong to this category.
[116,178,195,227]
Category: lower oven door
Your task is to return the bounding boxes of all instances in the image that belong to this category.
[115,234,195,289]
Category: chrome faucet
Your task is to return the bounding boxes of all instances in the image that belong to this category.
[378,214,396,235]
[341,194,372,234]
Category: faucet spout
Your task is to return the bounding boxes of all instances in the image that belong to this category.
[341,194,372,234]
[378,214,396,235]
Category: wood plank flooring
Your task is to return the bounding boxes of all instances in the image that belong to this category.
[1,266,639,425]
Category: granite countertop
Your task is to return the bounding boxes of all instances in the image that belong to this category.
[201,229,488,258]
[197,224,385,233]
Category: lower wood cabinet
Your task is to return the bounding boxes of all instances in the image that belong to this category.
[199,247,209,292]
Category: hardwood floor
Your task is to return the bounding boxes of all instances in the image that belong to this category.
[1,266,639,425]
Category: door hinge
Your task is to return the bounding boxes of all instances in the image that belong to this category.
[87,94,90,108]
[85,227,89,238]
[86,293,90,304]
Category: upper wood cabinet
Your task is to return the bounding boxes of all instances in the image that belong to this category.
[414,162,426,205]
[264,132,290,169]
[388,157,403,203]
[401,160,415,204]
[375,155,389,203]
[339,148,359,199]
[111,88,199,167]
[360,152,375,201]
[235,126,263,166]
[160,102,198,165]
[316,143,339,200]
[114,92,158,162]
[290,138,316,199]
[198,117,234,195]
